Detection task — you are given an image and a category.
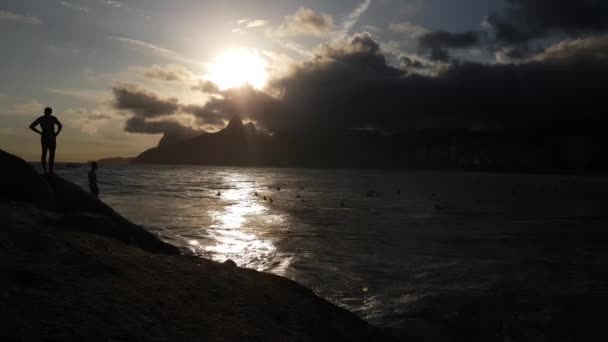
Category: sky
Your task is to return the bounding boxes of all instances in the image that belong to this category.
[1,0,606,161]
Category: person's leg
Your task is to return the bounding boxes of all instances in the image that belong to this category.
[41,138,48,174]
[48,138,56,174]
[89,184,99,197]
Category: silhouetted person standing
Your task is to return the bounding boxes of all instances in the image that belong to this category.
[89,162,99,197]
[29,107,62,175]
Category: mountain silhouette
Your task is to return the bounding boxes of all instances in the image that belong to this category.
[157,126,202,147]
[135,118,608,171]
[136,116,268,165]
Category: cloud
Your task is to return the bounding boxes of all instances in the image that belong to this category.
[246,20,268,28]
[106,30,607,141]
[112,84,226,134]
[418,30,482,61]
[88,113,111,120]
[0,10,42,25]
[487,0,608,44]
[182,33,403,132]
[104,1,123,8]
[274,39,314,57]
[494,46,527,64]
[189,85,285,130]
[4,100,45,116]
[530,34,608,62]
[60,1,90,13]
[62,107,116,135]
[112,84,179,118]
[143,64,195,82]
[192,80,221,94]
[174,33,608,134]
[361,24,381,33]
[47,88,108,102]
[389,22,429,38]
[399,55,424,69]
[181,104,228,126]
[124,116,194,134]
[233,19,269,33]
[271,7,335,37]
[232,28,247,35]
[342,0,372,34]
[109,36,200,66]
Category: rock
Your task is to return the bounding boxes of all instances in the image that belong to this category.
[223,259,237,267]
[0,149,393,341]
[0,149,178,255]
[0,149,55,209]
[63,212,179,255]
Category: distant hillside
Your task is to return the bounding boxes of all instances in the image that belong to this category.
[136,116,268,166]
[135,118,608,172]
[157,126,203,147]
[97,157,135,166]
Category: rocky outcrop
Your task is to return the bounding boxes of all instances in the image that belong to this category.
[0,149,393,342]
[136,116,270,166]
[0,151,178,255]
[0,149,56,209]
[157,126,203,147]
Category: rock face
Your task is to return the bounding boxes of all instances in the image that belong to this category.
[136,116,269,166]
[0,149,55,209]
[0,149,393,342]
[157,126,203,147]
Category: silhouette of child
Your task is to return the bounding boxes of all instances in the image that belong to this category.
[89,162,99,197]
[29,107,62,175]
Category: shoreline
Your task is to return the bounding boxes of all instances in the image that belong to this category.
[36,160,608,179]
[1,149,394,342]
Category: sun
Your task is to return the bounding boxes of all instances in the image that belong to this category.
[206,48,268,90]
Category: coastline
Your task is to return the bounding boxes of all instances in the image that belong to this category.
[0,149,393,342]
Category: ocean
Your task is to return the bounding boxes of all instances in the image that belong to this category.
[57,164,608,340]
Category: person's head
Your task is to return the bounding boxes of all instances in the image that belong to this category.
[91,161,98,170]
[44,107,52,116]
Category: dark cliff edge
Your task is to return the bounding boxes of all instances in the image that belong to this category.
[0,149,394,342]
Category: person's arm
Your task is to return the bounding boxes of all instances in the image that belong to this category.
[29,118,42,135]
[55,117,63,136]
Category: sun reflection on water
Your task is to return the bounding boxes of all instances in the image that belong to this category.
[188,174,286,271]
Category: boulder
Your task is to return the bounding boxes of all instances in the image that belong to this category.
[0,149,55,209]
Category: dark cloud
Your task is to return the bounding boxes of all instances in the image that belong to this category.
[192,86,286,129]
[191,80,221,94]
[418,30,481,61]
[113,32,607,139]
[184,33,608,133]
[182,104,228,126]
[488,0,608,44]
[113,85,193,136]
[124,116,192,134]
[313,33,402,76]
[144,65,194,82]
[400,56,424,69]
[125,117,203,147]
[113,83,229,134]
[112,85,179,118]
